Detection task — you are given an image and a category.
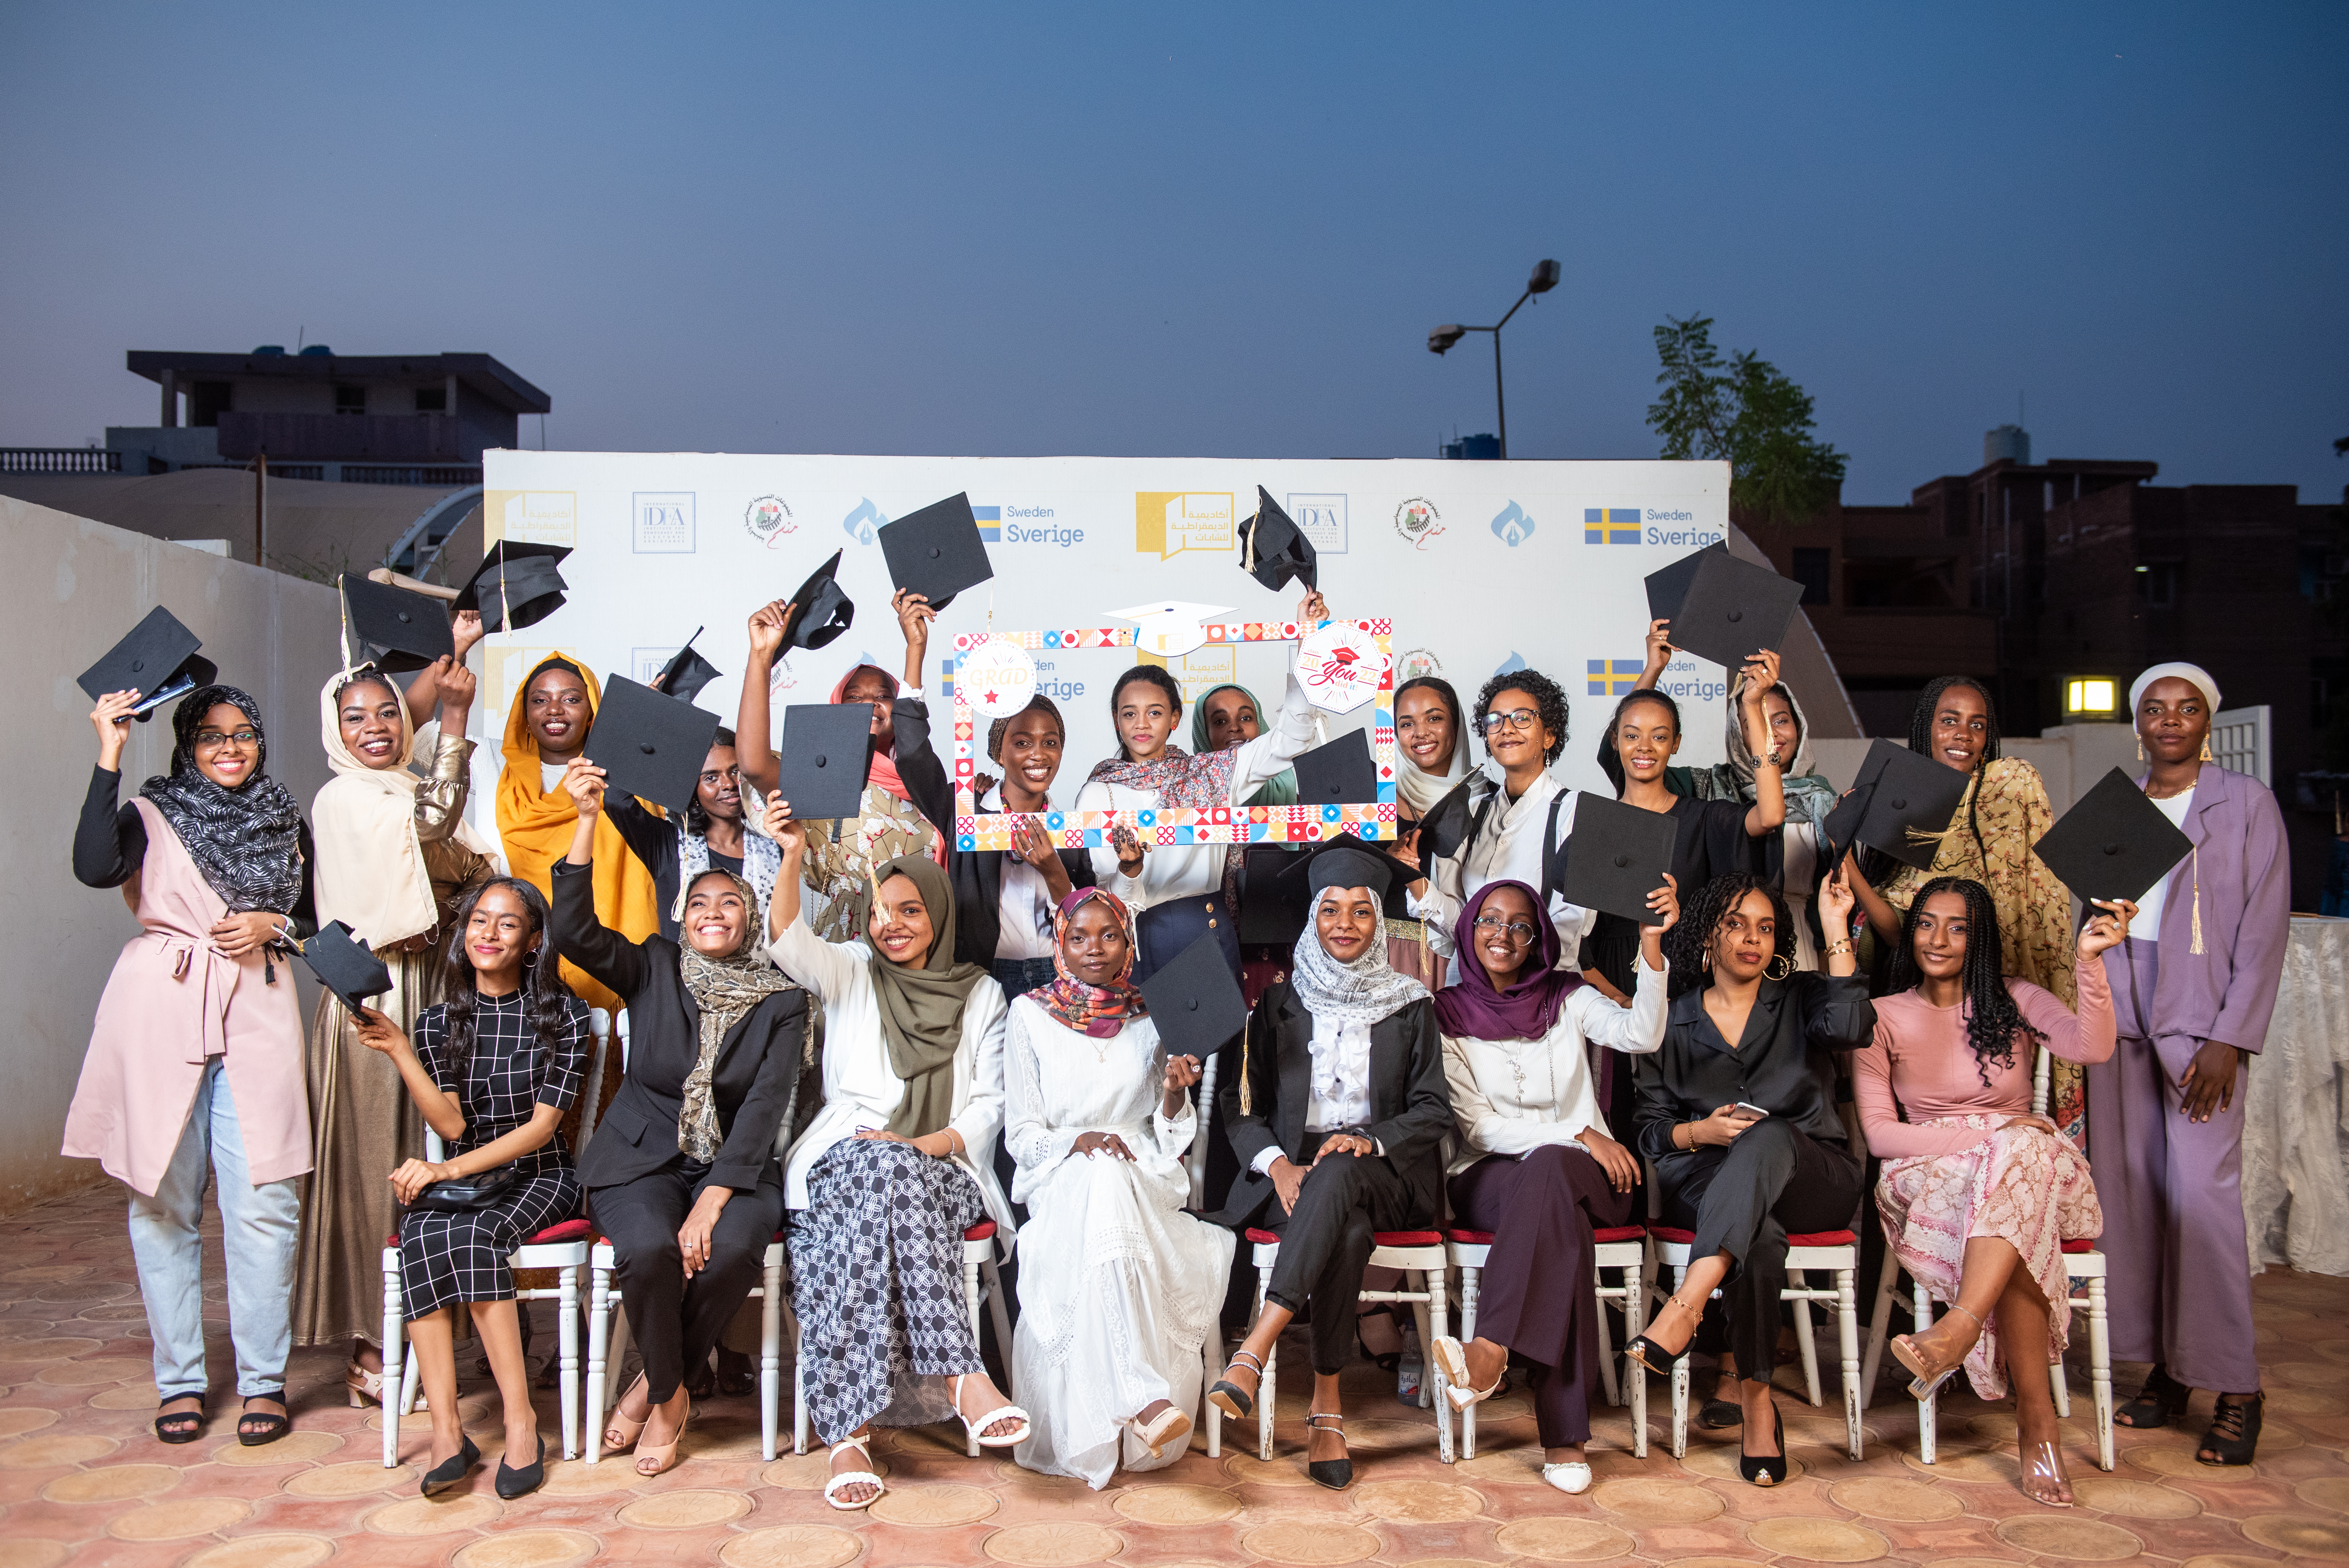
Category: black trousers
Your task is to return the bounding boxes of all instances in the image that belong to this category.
[589,1156,785,1406]
[1256,1151,1427,1375]
[1654,1118,1862,1378]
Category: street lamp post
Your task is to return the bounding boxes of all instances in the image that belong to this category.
[1428,259,1560,458]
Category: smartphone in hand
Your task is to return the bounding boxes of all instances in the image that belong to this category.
[1731,1102,1771,1120]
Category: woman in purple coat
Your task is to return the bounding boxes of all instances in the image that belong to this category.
[2091,662,2287,1465]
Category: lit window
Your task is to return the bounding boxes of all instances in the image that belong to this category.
[2066,678,2117,716]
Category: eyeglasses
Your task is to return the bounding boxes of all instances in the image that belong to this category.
[1481,708,1540,735]
[193,729,259,750]
[1472,914,1539,944]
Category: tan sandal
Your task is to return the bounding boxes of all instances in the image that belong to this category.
[634,1392,689,1477]
[602,1373,650,1456]
[1891,1303,1981,1401]
[1128,1404,1192,1459]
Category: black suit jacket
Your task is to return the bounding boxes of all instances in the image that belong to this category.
[552,859,808,1194]
[1211,983,1452,1228]
[892,698,1095,965]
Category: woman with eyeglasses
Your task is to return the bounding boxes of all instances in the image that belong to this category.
[68,685,318,1448]
[1625,871,1873,1486]
[1426,874,1675,1495]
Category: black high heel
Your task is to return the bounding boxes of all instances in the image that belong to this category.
[1739,1401,1787,1487]
[495,1433,546,1498]
[2198,1392,2263,1466]
[420,1434,481,1496]
[1626,1291,1703,1379]
[2115,1363,2191,1430]
[1208,1350,1265,1421]
[1306,1412,1351,1490]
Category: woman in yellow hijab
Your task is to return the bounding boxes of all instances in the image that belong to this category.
[496,654,661,1016]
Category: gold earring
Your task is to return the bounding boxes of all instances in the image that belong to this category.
[1767,954,1796,981]
[2136,736,2145,762]
[2201,738,2213,763]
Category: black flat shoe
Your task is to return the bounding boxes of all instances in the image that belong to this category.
[420,1435,482,1496]
[2115,1363,2191,1430]
[236,1392,291,1447]
[1739,1403,1787,1487]
[154,1394,206,1445]
[1306,1412,1351,1490]
[495,1433,547,1498]
[2198,1392,2263,1466]
[1208,1350,1264,1422]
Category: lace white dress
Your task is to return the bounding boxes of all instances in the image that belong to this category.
[1003,995,1234,1487]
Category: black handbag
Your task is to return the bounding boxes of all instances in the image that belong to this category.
[408,1166,520,1213]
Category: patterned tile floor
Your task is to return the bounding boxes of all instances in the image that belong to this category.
[2,1182,2347,1568]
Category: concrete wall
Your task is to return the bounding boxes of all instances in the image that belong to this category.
[1,495,339,1215]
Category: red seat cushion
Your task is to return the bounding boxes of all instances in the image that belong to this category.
[773,1231,788,1242]
[1786,1231,1855,1248]
[1592,1225,1647,1244]
[1372,1231,1443,1247]
[2061,1238,2098,1254]
[1446,1229,1495,1244]
[963,1221,998,1242]
[1648,1225,1696,1244]
[1245,1228,1281,1245]
[527,1218,592,1245]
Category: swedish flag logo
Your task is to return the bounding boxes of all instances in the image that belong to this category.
[974,505,1001,543]
[1584,507,1641,545]
[1587,658,1642,696]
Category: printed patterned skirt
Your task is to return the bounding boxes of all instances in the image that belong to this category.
[398,1170,581,1320]
[787,1137,985,1443]
[1877,1114,2101,1399]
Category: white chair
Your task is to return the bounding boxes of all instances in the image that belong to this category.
[1447,1222,1650,1460]
[1858,1045,2115,1470]
[1646,1224,1863,1461]
[379,1009,611,1468]
[585,1227,791,1463]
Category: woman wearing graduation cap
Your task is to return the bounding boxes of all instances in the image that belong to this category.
[1002,887,1234,1488]
[761,796,1028,1511]
[293,656,501,1403]
[1207,843,1452,1491]
[68,681,319,1447]
[2089,663,2287,1465]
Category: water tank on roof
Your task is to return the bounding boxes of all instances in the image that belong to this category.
[1984,424,2031,466]
[252,345,286,356]
[299,345,334,357]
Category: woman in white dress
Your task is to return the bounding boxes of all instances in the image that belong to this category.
[1005,887,1235,1487]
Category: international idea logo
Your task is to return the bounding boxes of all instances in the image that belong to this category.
[1393,497,1444,550]
[958,638,1040,719]
[1490,501,1535,548]
[745,495,796,545]
[1296,622,1391,715]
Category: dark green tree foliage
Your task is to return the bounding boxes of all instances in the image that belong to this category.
[1647,313,1849,530]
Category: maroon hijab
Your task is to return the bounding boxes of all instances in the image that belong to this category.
[1432,878,1583,1041]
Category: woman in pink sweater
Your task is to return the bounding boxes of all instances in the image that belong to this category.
[1854,875,2132,1507]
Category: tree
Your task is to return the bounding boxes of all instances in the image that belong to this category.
[1646,313,1849,530]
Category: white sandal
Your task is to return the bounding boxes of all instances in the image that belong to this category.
[823,1437,886,1511]
[1428,1336,1503,1413]
[345,1361,423,1410]
[1128,1404,1192,1459]
[1543,1460,1593,1495]
[949,1372,1032,1449]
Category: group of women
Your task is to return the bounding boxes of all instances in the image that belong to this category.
[65,563,2287,1509]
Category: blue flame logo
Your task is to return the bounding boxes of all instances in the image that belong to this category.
[1491,501,1535,547]
[843,497,887,545]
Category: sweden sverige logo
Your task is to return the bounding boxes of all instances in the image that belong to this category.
[975,506,1002,544]
[1587,659,1642,696]
[1585,508,1641,544]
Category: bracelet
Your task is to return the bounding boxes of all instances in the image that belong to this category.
[1823,938,1853,958]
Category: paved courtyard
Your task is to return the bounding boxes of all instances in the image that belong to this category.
[1,1180,2345,1568]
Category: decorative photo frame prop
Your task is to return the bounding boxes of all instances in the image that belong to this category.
[948,617,1399,852]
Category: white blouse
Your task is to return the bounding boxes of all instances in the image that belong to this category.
[1440,953,1668,1176]
[1410,763,1596,963]
[767,913,1015,1238]
[1001,998,1194,1207]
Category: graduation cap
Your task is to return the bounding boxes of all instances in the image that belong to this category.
[877,493,993,612]
[771,703,876,822]
[1238,486,1316,593]
[1821,739,1971,870]
[299,920,395,1014]
[78,605,218,723]
[1108,601,1233,661]
[653,628,723,705]
[1239,844,1312,945]
[1557,794,1680,925]
[2031,766,2195,907]
[1644,540,1729,624]
[455,541,571,633]
[1136,930,1249,1067]
[784,550,855,652]
[1411,777,1483,864]
[339,574,455,675]
[586,675,723,816]
[1649,549,1805,669]
[1290,729,1377,811]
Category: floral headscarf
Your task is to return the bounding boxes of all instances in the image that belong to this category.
[1030,887,1149,1039]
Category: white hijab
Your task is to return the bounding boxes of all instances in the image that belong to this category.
[1396,727,1472,818]
[2129,662,2222,714]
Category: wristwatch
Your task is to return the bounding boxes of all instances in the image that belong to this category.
[1748,745,1783,770]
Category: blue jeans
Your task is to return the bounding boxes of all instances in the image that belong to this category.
[988,956,1059,1000]
[127,1056,300,1398]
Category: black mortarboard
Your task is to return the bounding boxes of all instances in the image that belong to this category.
[1820,739,1971,870]
[1136,930,1249,1065]
[1658,550,1805,669]
[653,628,723,704]
[299,920,395,1012]
[455,541,572,633]
[1238,486,1316,593]
[878,493,993,612]
[771,703,876,821]
[2031,766,2195,907]
[1557,794,1680,925]
[1260,837,1418,935]
[339,575,455,675]
[785,550,855,651]
[1411,777,1480,864]
[78,605,218,723]
[1239,844,1311,945]
[1643,540,1729,624]
[587,675,723,815]
[1290,730,1377,811]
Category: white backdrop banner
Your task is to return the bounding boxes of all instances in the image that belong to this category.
[473,452,1735,833]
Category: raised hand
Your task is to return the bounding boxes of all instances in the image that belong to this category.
[2079,898,2135,959]
[562,758,607,817]
[1298,588,1329,625]
[449,609,484,660]
[1642,618,1676,677]
[89,690,140,768]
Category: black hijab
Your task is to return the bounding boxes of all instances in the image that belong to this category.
[139,685,306,913]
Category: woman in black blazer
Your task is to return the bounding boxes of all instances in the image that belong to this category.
[1205,846,1452,1490]
[550,761,808,1478]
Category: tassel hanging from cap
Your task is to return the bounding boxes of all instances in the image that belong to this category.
[2189,845,2205,956]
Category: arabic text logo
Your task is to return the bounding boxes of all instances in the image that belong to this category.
[1135,492,1235,559]
[745,495,795,543]
[1394,497,1444,550]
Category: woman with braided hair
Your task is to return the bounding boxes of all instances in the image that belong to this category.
[1626,871,1873,1485]
[1845,678,2082,1137]
[1855,876,2132,1507]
